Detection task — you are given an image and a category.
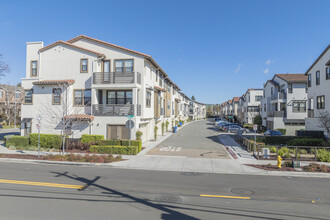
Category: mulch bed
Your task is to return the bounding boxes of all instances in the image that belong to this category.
[247,164,297,171]
[0,154,46,160]
[246,163,330,173]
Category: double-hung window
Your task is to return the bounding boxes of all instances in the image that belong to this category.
[24,89,33,104]
[308,74,312,87]
[255,96,262,102]
[115,59,134,72]
[52,88,62,105]
[107,91,132,105]
[317,96,325,109]
[81,59,88,73]
[316,71,320,85]
[292,102,306,112]
[288,83,293,93]
[31,61,38,77]
[146,91,151,108]
[326,67,330,80]
[74,89,91,106]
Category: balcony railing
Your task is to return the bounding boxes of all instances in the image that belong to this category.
[92,104,141,116]
[308,109,314,118]
[267,111,286,117]
[93,72,141,85]
[271,92,287,100]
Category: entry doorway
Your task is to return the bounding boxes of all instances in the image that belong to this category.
[107,125,129,139]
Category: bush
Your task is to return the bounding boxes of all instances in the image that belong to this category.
[90,145,139,155]
[67,142,90,151]
[45,153,122,163]
[269,146,277,153]
[30,133,62,149]
[5,135,29,148]
[120,140,142,152]
[81,134,104,144]
[98,139,121,146]
[275,129,287,135]
[299,149,308,154]
[287,138,325,147]
[264,136,309,145]
[166,121,169,131]
[136,131,143,141]
[161,122,165,135]
[154,126,158,140]
[317,149,330,162]
[243,124,253,129]
[278,147,289,157]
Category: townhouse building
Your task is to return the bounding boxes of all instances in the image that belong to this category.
[305,45,330,137]
[261,74,307,135]
[236,96,245,124]
[0,85,24,125]
[20,35,205,141]
[241,89,263,124]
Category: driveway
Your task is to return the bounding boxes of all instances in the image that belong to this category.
[147,119,230,159]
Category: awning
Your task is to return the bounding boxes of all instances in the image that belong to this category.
[21,118,32,123]
[64,114,94,122]
[175,98,181,102]
[33,79,75,85]
[154,86,164,91]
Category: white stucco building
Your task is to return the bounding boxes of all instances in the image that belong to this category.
[261,74,307,135]
[241,89,263,124]
[305,44,330,137]
[20,35,205,142]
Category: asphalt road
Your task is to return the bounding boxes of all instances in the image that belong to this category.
[0,162,329,219]
[0,128,20,140]
[147,120,230,158]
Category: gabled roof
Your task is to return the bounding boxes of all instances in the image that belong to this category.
[264,79,279,88]
[233,97,240,102]
[305,44,330,75]
[274,74,307,83]
[39,41,105,58]
[228,100,232,104]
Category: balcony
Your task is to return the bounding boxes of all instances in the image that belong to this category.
[267,111,286,117]
[308,109,314,118]
[92,104,141,116]
[271,92,287,100]
[93,72,141,85]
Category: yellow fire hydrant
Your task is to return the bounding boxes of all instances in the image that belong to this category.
[277,155,282,168]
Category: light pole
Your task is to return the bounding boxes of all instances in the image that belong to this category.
[37,114,42,158]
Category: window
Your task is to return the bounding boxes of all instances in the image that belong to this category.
[271,87,273,95]
[264,104,266,111]
[81,59,88,73]
[288,83,293,93]
[316,71,320,85]
[52,88,61,105]
[103,60,110,72]
[0,91,3,98]
[146,91,151,107]
[31,61,38,77]
[107,91,132,105]
[167,100,170,109]
[247,106,259,112]
[317,95,325,109]
[24,89,33,104]
[308,74,312,87]
[292,102,306,112]
[255,96,262,102]
[115,59,134,72]
[156,70,158,82]
[326,67,330,80]
[74,89,91,106]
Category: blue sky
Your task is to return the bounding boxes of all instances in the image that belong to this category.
[0,0,329,104]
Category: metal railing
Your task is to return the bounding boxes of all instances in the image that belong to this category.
[93,72,141,85]
[93,104,135,116]
[308,109,314,118]
[271,92,287,100]
[267,111,286,117]
[137,105,141,116]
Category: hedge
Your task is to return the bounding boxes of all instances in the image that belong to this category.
[120,140,142,152]
[98,139,121,146]
[81,134,104,144]
[30,133,62,149]
[287,138,325,147]
[264,136,309,145]
[90,145,139,155]
[275,128,287,135]
[5,135,29,147]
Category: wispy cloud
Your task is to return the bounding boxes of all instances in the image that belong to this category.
[234,64,242,74]
[263,68,269,74]
[265,59,275,65]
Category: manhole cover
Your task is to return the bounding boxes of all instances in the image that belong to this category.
[181,172,204,176]
[154,194,182,203]
[231,188,254,196]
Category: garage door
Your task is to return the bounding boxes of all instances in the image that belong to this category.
[107,125,129,140]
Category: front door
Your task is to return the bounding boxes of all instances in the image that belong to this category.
[107,125,129,140]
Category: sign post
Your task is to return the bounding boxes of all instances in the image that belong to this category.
[36,115,42,158]
[253,124,258,154]
[126,115,134,146]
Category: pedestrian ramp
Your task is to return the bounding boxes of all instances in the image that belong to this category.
[218,134,256,160]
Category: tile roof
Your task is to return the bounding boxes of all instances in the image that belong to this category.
[233,97,240,102]
[64,114,94,121]
[274,74,307,83]
[39,41,105,58]
[32,79,75,85]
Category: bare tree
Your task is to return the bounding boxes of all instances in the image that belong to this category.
[0,54,10,79]
[318,110,330,136]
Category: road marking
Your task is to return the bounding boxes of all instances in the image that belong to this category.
[159,146,182,152]
[0,179,85,189]
[200,194,250,200]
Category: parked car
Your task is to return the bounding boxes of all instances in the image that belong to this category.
[218,122,231,131]
[0,124,2,131]
[223,125,249,133]
[219,123,243,131]
[264,130,283,136]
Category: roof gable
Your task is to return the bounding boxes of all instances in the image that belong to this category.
[273,73,307,83]
[305,44,330,75]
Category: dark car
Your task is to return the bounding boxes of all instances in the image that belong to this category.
[223,125,249,133]
[264,130,283,136]
[0,124,2,131]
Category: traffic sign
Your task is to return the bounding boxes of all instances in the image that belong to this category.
[126,120,135,129]
[253,124,258,131]
[126,115,133,119]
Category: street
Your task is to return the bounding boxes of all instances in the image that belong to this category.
[0,162,329,219]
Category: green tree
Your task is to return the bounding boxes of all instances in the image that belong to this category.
[253,114,262,128]
[191,96,195,101]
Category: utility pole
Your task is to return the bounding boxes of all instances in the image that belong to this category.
[14,87,17,128]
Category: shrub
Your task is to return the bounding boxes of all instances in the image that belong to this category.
[316,149,330,162]
[269,146,277,153]
[67,142,90,151]
[166,121,169,131]
[264,136,309,145]
[136,131,143,141]
[243,124,253,129]
[90,145,139,155]
[287,138,325,147]
[45,153,122,163]
[5,135,29,148]
[81,134,104,144]
[275,129,287,135]
[298,149,307,154]
[120,140,142,152]
[154,126,158,140]
[161,122,165,135]
[30,133,62,149]
[98,139,121,146]
[278,147,289,157]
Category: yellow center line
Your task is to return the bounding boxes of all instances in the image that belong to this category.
[200,194,251,200]
[0,179,85,190]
